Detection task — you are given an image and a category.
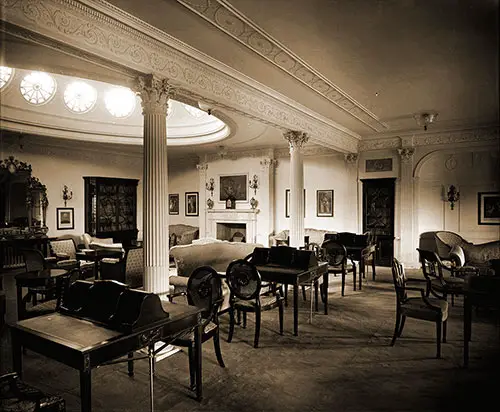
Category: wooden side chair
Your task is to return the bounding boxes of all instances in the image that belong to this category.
[226,259,284,348]
[321,240,357,297]
[391,258,448,358]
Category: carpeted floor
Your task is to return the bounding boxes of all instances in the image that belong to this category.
[1,267,499,412]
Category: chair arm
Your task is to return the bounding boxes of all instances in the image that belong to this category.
[167,290,187,302]
[55,252,70,260]
[405,286,443,310]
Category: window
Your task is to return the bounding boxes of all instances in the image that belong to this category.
[0,66,14,89]
[104,87,136,118]
[183,103,205,118]
[20,71,56,105]
[64,81,97,113]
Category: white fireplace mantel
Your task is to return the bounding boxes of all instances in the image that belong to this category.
[207,209,259,243]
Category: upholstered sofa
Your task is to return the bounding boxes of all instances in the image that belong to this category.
[169,239,263,311]
[169,224,199,248]
[269,228,337,246]
[419,231,500,269]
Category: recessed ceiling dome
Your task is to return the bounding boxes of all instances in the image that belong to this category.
[0,67,230,146]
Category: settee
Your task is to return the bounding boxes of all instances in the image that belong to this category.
[419,231,500,270]
[269,228,337,246]
[169,239,263,311]
[169,224,199,248]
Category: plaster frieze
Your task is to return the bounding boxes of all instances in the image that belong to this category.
[176,0,387,132]
[0,0,359,153]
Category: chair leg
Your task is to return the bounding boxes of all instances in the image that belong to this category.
[237,309,241,325]
[213,330,225,368]
[353,267,357,292]
[398,315,406,337]
[442,319,447,343]
[279,301,284,336]
[188,343,196,390]
[228,307,235,343]
[391,312,401,346]
[436,321,442,358]
[341,272,346,297]
[242,312,247,329]
[302,285,307,301]
[314,281,319,312]
[451,294,455,307]
[254,310,261,348]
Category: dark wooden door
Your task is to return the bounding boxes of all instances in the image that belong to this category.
[362,178,395,267]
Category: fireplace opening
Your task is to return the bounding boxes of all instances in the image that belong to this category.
[216,222,246,242]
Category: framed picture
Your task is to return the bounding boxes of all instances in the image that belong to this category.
[185,192,199,216]
[219,174,247,202]
[169,194,179,215]
[478,192,500,225]
[317,190,334,217]
[56,207,74,230]
[285,189,306,218]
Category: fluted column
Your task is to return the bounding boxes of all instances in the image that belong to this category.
[344,153,359,233]
[284,130,309,248]
[135,74,174,295]
[398,147,415,266]
[197,162,209,238]
[260,156,278,246]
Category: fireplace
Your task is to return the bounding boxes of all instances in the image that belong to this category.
[216,222,246,242]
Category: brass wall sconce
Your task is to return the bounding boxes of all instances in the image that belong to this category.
[205,178,215,197]
[249,174,259,195]
[447,185,460,210]
[62,185,73,207]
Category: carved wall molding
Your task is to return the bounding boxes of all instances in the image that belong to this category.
[176,0,387,132]
[0,0,359,153]
[359,137,401,152]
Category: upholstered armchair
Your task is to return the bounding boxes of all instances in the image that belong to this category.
[100,247,143,289]
[49,238,96,278]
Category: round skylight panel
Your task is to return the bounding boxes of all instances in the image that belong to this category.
[64,81,97,113]
[0,66,14,89]
[20,71,56,105]
[183,104,206,118]
[105,87,137,118]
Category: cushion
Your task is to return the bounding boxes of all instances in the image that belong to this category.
[449,245,466,268]
[401,297,448,321]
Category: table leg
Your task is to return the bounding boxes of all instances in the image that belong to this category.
[16,285,24,321]
[464,294,471,368]
[11,329,23,378]
[127,352,134,376]
[314,280,319,312]
[323,272,329,315]
[80,369,92,412]
[148,345,155,412]
[194,323,203,401]
[293,284,299,336]
[372,255,376,281]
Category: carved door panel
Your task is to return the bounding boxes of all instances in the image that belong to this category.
[362,178,395,267]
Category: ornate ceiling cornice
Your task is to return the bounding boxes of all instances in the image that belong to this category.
[176,0,388,133]
[0,0,359,153]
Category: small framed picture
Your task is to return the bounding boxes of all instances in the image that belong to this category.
[285,189,306,218]
[317,190,334,217]
[478,192,500,225]
[185,192,199,216]
[169,194,179,215]
[56,207,74,230]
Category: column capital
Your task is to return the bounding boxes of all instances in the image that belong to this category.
[135,74,175,115]
[196,163,208,173]
[283,130,309,150]
[398,147,415,163]
[344,153,358,164]
[260,158,278,170]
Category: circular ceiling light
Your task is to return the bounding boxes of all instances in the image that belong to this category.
[64,81,97,113]
[0,66,14,89]
[104,87,137,118]
[20,71,56,105]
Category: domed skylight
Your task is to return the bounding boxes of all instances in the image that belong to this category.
[0,66,14,89]
[20,71,56,105]
[64,81,97,113]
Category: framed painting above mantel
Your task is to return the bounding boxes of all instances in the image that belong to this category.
[219,174,248,202]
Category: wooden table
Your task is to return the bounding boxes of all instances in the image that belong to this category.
[255,262,328,336]
[15,268,68,320]
[10,302,202,412]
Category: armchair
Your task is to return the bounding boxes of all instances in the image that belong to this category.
[49,238,96,278]
[100,247,143,289]
[391,258,448,358]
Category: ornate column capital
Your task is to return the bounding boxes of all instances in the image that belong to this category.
[196,163,208,173]
[398,147,415,163]
[344,153,358,164]
[260,158,278,170]
[135,74,175,115]
[283,130,309,150]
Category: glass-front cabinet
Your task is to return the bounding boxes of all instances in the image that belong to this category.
[83,176,138,247]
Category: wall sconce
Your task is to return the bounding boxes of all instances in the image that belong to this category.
[414,111,438,131]
[206,198,214,210]
[205,178,215,197]
[249,174,259,195]
[447,185,460,210]
[62,185,73,206]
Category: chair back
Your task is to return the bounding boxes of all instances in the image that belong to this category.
[416,248,444,280]
[20,248,46,272]
[50,238,77,259]
[55,268,82,309]
[391,258,407,303]
[125,247,143,288]
[187,266,222,321]
[226,259,262,301]
[321,240,347,267]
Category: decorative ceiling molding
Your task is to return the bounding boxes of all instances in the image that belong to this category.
[177,0,388,132]
[0,0,359,153]
[359,127,499,152]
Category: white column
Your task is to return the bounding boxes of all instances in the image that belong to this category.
[197,162,209,238]
[260,156,278,246]
[344,153,359,233]
[283,130,309,248]
[135,74,173,295]
[397,147,415,266]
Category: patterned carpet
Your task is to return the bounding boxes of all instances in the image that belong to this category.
[1,267,499,412]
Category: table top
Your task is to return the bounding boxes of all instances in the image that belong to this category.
[15,268,68,282]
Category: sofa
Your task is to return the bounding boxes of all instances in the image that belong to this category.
[169,239,263,311]
[269,228,337,246]
[419,231,500,271]
[169,224,199,248]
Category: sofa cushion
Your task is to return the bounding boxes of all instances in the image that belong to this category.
[169,224,199,246]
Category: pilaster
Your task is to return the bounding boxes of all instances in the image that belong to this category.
[260,157,278,246]
[397,147,416,266]
[344,153,359,232]
[197,162,209,238]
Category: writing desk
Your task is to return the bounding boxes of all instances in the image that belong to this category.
[10,302,202,412]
